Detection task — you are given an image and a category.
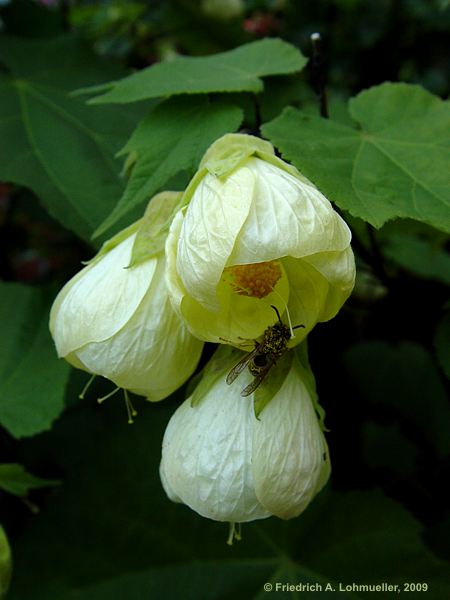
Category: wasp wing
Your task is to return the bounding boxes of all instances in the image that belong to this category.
[226,345,259,385]
[240,356,276,397]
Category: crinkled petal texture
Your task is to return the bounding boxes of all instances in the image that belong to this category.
[50,233,203,401]
[166,210,290,343]
[160,359,330,522]
[176,165,254,310]
[283,247,356,336]
[252,362,330,519]
[229,159,350,262]
[166,156,355,345]
[50,235,156,356]
[160,373,271,523]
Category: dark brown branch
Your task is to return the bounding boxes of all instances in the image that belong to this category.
[310,32,329,119]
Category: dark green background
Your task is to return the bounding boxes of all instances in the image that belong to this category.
[0,1,449,598]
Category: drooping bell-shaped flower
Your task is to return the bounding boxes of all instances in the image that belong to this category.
[50,192,203,402]
[165,134,355,346]
[159,345,330,522]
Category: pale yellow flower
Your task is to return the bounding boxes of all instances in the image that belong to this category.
[50,193,203,402]
[166,134,355,346]
[160,350,330,522]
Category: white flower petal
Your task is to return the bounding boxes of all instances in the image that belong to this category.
[230,158,351,264]
[51,234,156,357]
[165,210,186,313]
[64,351,90,372]
[167,211,290,344]
[302,247,356,322]
[176,168,255,310]
[75,258,203,401]
[166,135,355,345]
[282,256,329,344]
[252,362,330,519]
[159,461,183,504]
[160,375,271,522]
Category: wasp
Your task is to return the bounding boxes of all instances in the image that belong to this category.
[226,306,304,397]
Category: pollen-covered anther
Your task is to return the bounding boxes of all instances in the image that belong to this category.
[224,261,282,299]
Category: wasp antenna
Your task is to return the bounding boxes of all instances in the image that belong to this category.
[270,304,282,323]
[269,293,296,338]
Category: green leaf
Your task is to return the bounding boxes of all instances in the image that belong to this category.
[383,233,450,284]
[0,282,70,438]
[344,341,450,456]
[425,515,450,562]
[0,35,145,241]
[361,422,419,474]
[83,38,307,105]
[0,464,60,497]
[262,83,450,233]
[434,310,450,379]
[259,75,308,123]
[8,394,450,598]
[267,490,450,599]
[94,98,243,237]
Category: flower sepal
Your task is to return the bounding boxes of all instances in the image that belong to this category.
[293,341,328,432]
[189,344,240,408]
[85,191,184,270]
[128,191,184,268]
[199,132,312,184]
[180,133,309,213]
[83,219,141,267]
[253,349,293,419]
[199,133,274,177]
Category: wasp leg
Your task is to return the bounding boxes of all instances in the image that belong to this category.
[219,336,255,349]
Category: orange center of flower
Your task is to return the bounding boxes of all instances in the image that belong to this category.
[223,261,282,299]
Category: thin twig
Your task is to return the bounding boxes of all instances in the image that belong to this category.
[310,32,329,118]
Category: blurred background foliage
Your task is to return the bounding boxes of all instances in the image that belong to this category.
[0,0,449,598]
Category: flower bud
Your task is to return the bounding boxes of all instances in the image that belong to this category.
[50,193,203,401]
[159,348,330,522]
[166,134,355,346]
[0,525,11,599]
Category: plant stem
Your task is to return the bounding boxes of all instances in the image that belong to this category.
[310,32,329,119]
